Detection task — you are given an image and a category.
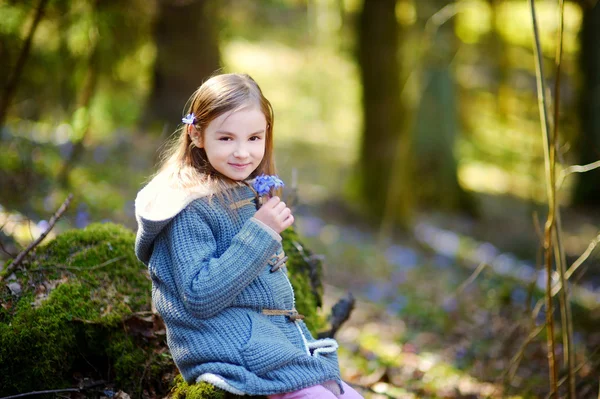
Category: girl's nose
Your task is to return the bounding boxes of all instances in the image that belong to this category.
[234,146,249,158]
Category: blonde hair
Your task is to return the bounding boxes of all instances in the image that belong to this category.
[154,73,276,198]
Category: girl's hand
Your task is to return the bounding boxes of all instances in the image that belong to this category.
[254,196,294,234]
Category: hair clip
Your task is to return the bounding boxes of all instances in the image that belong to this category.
[182,113,196,125]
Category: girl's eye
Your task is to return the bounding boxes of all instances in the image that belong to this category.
[219,137,232,141]
[249,136,261,141]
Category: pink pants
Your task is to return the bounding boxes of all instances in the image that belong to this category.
[268,381,364,399]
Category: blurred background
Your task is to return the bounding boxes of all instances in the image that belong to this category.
[1,0,599,397]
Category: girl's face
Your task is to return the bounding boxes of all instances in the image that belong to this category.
[196,106,267,181]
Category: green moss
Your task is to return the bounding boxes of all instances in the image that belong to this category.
[0,223,159,395]
[169,375,228,399]
[281,228,326,334]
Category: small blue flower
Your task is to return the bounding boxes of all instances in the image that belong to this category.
[182,113,196,125]
[253,174,284,196]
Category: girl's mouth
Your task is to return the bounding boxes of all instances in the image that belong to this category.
[229,163,250,170]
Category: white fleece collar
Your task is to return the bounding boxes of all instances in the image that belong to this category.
[134,170,256,223]
[134,170,213,222]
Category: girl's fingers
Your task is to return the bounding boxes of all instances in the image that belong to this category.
[263,196,281,209]
[282,214,294,229]
[277,208,291,221]
[273,201,286,213]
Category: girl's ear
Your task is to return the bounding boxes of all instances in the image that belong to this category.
[188,126,203,148]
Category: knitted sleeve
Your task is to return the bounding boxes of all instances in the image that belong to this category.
[164,204,281,319]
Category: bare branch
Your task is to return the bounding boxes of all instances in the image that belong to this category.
[0,194,73,282]
[455,262,488,296]
[558,160,600,189]
[565,233,600,281]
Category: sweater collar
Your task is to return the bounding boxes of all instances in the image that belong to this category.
[135,169,256,223]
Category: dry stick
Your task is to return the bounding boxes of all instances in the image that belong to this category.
[0,220,18,258]
[0,0,50,128]
[503,298,547,393]
[558,160,600,189]
[33,256,126,272]
[529,0,559,396]
[454,262,488,297]
[524,233,600,301]
[565,233,600,281]
[552,0,575,397]
[0,388,80,399]
[543,347,600,399]
[505,324,545,384]
[0,193,74,283]
[0,239,16,258]
[538,233,600,312]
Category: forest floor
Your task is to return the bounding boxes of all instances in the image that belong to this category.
[298,193,600,399]
[323,284,501,399]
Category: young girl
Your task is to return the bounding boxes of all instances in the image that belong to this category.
[134,73,364,398]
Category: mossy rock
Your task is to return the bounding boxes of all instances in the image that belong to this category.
[0,222,326,398]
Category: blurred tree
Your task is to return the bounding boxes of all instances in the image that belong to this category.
[572,1,600,207]
[0,0,49,128]
[487,0,510,120]
[57,0,101,187]
[412,0,473,213]
[356,0,409,224]
[0,0,153,132]
[142,0,221,133]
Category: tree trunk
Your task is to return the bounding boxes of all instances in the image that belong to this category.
[357,0,408,224]
[572,2,600,207]
[0,0,49,129]
[412,0,474,213]
[142,0,221,134]
[487,0,510,120]
[57,0,101,188]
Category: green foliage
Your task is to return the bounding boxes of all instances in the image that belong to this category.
[1,0,154,134]
[281,227,326,334]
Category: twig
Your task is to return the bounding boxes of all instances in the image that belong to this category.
[565,233,600,281]
[552,0,575,396]
[0,388,80,399]
[27,219,34,242]
[558,160,600,189]
[0,239,16,258]
[504,324,545,385]
[0,220,19,257]
[0,193,73,282]
[51,256,126,272]
[529,0,558,395]
[454,262,488,296]
[542,346,600,399]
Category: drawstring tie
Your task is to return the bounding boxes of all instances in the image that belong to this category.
[262,308,305,321]
[268,251,288,272]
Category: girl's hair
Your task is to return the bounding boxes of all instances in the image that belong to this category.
[154,73,275,196]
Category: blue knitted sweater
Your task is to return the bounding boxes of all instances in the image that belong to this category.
[134,171,344,396]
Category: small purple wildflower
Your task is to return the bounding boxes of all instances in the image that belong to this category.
[253,174,284,197]
[182,113,196,125]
